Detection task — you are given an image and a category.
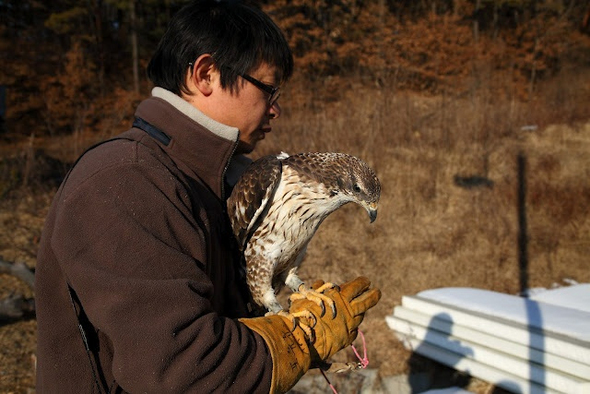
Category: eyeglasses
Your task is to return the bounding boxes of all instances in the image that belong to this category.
[239,73,281,106]
[188,62,280,105]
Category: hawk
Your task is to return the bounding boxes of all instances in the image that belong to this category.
[227,152,381,316]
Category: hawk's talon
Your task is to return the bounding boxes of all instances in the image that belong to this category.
[275,310,297,331]
[291,310,317,342]
[273,310,316,341]
[319,300,326,317]
[290,282,338,318]
[314,282,338,294]
[292,309,317,328]
[289,292,324,317]
[314,282,338,318]
[297,319,315,343]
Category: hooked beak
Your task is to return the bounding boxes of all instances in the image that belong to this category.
[366,201,378,223]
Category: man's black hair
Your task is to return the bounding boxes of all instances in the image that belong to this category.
[147,0,294,96]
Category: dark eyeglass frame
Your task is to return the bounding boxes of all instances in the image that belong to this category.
[188,62,280,105]
[239,73,281,105]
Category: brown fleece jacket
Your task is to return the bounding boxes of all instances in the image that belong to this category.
[35,92,272,393]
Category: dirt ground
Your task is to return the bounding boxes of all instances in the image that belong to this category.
[1,193,49,393]
[1,121,589,393]
[0,162,475,394]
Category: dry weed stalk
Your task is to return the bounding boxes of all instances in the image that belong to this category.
[260,69,590,377]
[0,62,588,389]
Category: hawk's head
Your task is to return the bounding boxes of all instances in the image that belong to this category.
[335,154,381,223]
[286,152,381,223]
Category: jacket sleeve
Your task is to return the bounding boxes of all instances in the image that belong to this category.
[50,148,272,392]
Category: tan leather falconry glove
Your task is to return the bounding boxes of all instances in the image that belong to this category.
[290,276,381,365]
[239,276,381,393]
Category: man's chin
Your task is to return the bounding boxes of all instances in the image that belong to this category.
[235,140,256,155]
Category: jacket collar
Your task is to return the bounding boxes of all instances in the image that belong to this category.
[151,87,239,142]
[134,88,242,200]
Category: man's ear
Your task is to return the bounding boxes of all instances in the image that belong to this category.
[187,54,217,96]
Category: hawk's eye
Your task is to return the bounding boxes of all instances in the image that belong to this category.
[353,184,362,193]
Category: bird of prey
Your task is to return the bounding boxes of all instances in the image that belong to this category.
[227,152,381,317]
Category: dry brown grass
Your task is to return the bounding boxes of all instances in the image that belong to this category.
[266,68,590,382]
[1,67,589,392]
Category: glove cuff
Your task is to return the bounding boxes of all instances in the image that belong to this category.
[240,315,312,393]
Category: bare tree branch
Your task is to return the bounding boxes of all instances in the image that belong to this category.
[0,293,35,321]
[0,258,36,321]
[0,259,35,290]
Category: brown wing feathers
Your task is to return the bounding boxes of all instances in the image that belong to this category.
[227,155,283,250]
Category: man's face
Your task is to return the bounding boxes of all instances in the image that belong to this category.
[211,63,282,154]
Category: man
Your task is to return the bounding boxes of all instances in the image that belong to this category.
[35,1,381,392]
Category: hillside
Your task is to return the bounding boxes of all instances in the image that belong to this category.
[1,0,590,392]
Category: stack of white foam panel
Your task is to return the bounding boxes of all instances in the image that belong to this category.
[386,287,590,394]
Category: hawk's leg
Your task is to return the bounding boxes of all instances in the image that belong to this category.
[284,269,337,318]
[261,289,284,315]
[260,288,316,339]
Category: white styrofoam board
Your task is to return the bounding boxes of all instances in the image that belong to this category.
[421,388,473,394]
[389,314,589,393]
[529,284,590,314]
[417,288,590,343]
[387,306,590,379]
[399,294,590,365]
[400,337,556,394]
